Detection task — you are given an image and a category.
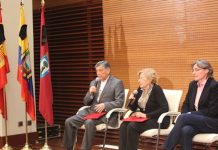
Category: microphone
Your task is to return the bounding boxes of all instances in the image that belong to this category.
[90,77,100,100]
[129,90,138,104]
[94,77,100,87]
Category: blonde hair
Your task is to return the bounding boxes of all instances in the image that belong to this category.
[137,68,159,84]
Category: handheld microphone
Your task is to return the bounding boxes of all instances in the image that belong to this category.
[90,77,100,99]
[94,77,100,87]
[130,90,138,104]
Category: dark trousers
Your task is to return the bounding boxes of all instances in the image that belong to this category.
[164,113,218,150]
[119,119,158,150]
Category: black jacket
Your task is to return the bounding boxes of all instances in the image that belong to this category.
[182,77,218,119]
[128,84,170,128]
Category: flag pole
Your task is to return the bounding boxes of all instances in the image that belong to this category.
[0,2,12,149]
[41,0,45,6]
[21,107,32,150]
[20,0,31,148]
[2,89,12,150]
[40,121,52,150]
[40,1,52,149]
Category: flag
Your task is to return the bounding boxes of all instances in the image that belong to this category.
[17,5,35,121]
[0,7,10,119]
[39,3,53,125]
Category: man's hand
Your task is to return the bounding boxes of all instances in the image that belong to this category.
[94,103,106,113]
[89,86,97,94]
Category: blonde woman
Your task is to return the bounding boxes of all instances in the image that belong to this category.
[119,68,169,150]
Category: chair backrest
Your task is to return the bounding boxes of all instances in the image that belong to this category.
[122,89,129,109]
[163,89,183,112]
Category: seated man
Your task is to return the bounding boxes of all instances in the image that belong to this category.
[63,60,125,150]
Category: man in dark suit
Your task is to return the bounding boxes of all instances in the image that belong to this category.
[164,59,218,150]
[63,60,125,150]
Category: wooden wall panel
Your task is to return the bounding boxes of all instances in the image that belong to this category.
[103,0,218,110]
[33,0,85,10]
[33,0,104,127]
[32,0,218,148]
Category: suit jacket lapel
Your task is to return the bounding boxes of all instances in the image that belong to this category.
[190,82,198,110]
[198,79,211,107]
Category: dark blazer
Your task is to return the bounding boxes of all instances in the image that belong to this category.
[182,77,218,119]
[83,75,125,126]
[128,84,169,127]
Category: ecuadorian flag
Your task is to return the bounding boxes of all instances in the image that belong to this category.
[17,4,35,121]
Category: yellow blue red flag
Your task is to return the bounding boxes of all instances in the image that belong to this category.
[17,4,35,121]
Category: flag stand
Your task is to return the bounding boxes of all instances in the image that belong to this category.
[40,121,52,150]
[2,116,13,150]
[40,0,53,149]
[2,90,13,150]
[2,143,12,150]
[21,110,32,150]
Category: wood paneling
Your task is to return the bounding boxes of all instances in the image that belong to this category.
[33,0,86,10]
[33,0,104,132]
[103,0,218,109]
[32,0,218,148]
[103,0,218,148]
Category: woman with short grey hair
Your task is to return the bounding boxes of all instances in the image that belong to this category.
[164,59,218,150]
[191,59,213,78]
